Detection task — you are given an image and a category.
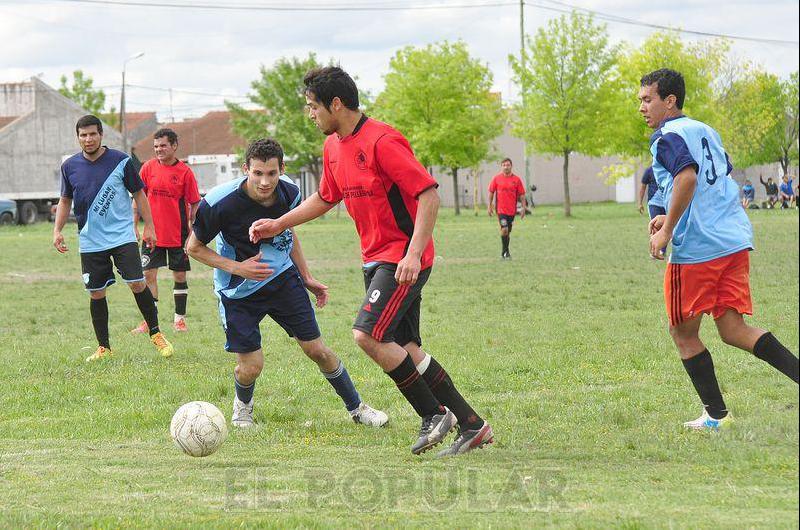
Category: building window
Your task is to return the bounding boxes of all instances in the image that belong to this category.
[220,165,227,173]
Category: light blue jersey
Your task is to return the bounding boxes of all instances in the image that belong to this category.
[192,175,301,299]
[650,116,753,264]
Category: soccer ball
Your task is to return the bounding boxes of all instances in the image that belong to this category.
[170,401,228,457]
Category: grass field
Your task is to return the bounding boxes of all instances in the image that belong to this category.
[0,202,797,528]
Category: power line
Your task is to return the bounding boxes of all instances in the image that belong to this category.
[45,0,517,12]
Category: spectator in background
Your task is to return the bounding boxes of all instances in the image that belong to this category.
[741,179,755,209]
[759,175,779,208]
[638,165,666,219]
[779,175,795,209]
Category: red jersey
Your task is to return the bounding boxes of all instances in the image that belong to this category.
[489,173,525,216]
[140,158,201,247]
[318,117,438,269]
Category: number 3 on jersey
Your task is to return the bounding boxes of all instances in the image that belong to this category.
[701,137,719,185]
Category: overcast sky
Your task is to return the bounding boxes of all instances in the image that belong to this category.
[1,0,798,121]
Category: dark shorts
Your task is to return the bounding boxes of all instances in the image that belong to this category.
[498,214,515,232]
[218,267,320,353]
[353,263,430,346]
[141,243,191,271]
[80,242,144,291]
[648,204,666,219]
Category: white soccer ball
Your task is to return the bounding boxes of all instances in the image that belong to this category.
[170,401,228,457]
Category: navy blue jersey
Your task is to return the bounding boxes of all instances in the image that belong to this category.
[193,175,301,299]
[650,116,752,264]
[60,147,144,252]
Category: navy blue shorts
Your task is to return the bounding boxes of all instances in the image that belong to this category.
[218,267,321,353]
[648,203,666,219]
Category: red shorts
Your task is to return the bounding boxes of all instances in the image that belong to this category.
[664,249,753,327]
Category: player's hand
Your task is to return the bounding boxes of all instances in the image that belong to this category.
[638,203,645,215]
[649,227,671,260]
[134,226,141,242]
[234,252,272,281]
[648,214,665,235]
[396,253,421,285]
[487,207,494,217]
[142,223,157,249]
[249,218,283,243]
[53,231,68,253]
[303,276,329,308]
[520,209,525,219]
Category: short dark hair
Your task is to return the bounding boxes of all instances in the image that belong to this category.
[303,66,359,111]
[76,114,103,135]
[244,138,284,167]
[501,158,513,165]
[154,128,178,145]
[640,68,686,109]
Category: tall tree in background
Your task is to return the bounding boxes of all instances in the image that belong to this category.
[58,70,118,128]
[227,54,328,188]
[375,41,504,215]
[510,13,617,217]
[601,32,727,182]
[776,72,799,175]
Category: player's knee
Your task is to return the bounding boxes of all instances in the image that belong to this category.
[301,339,332,364]
[235,360,262,382]
[88,290,106,300]
[129,280,147,293]
[353,329,378,355]
[500,227,509,236]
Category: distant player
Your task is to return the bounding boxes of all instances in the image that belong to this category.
[185,138,388,429]
[250,67,493,456]
[637,166,666,219]
[741,179,755,209]
[131,128,201,334]
[53,115,174,361]
[488,158,527,259]
[639,69,798,430]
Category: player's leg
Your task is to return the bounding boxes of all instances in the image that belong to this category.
[81,250,115,361]
[221,292,267,428]
[117,243,173,357]
[712,251,799,383]
[169,247,191,331]
[132,245,165,334]
[499,216,510,259]
[353,265,455,453]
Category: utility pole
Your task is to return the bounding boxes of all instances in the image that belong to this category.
[120,52,144,154]
[519,0,531,192]
[169,88,174,123]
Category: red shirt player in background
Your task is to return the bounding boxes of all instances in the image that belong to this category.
[249,66,493,457]
[488,158,527,260]
[132,128,201,333]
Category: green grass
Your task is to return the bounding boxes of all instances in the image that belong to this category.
[0,203,797,528]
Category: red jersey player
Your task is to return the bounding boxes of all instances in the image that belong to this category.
[249,67,493,456]
[488,158,526,259]
[132,128,201,333]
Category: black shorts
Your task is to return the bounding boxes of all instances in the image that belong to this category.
[353,263,430,346]
[80,242,144,291]
[219,267,321,353]
[498,214,515,231]
[141,244,191,271]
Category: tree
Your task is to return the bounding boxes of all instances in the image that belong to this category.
[510,13,617,216]
[59,70,107,115]
[227,54,328,188]
[601,32,728,183]
[375,41,504,215]
[774,72,799,175]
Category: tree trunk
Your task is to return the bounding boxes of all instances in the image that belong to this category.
[451,167,460,216]
[562,150,572,217]
[780,149,789,176]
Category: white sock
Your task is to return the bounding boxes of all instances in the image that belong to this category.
[416,353,431,375]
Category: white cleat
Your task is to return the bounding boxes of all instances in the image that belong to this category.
[350,402,389,428]
[683,409,733,431]
[232,396,255,428]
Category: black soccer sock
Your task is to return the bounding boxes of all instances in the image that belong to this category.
[234,375,255,404]
[133,286,160,336]
[501,235,509,254]
[174,281,188,317]
[386,354,443,418]
[417,354,483,430]
[753,332,799,384]
[89,297,110,349]
[682,349,728,419]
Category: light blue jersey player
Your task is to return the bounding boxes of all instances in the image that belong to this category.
[186,138,388,430]
[639,69,798,431]
[53,115,172,362]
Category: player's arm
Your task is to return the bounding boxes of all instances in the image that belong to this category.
[189,201,200,224]
[249,192,335,242]
[649,166,697,259]
[52,197,72,253]
[518,185,527,218]
[396,186,439,285]
[132,190,156,249]
[637,181,647,214]
[289,228,328,308]
[132,198,141,241]
[487,190,495,216]
[185,232,271,281]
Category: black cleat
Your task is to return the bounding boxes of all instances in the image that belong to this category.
[411,408,457,455]
[437,421,494,457]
